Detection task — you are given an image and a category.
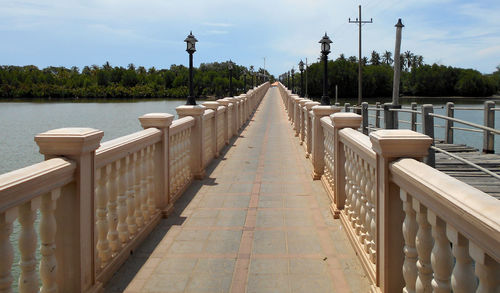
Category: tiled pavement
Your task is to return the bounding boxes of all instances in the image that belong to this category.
[105,87,371,293]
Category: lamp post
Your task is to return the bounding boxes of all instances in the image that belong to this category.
[291,68,295,94]
[184,31,198,105]
[228,60,233,97]
[299,60,304,97]
[251,67,255,87]
[319,33,332,105]
[244,70,247,92]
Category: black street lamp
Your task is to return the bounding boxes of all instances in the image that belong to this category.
[291,68,295,94]
[299,60,305,97]
[244,70,247,92]
[184,31,198,105]
[319,33,332,105]
[288,71,290,89]
[228,60,233,96]
[251,67,255,87]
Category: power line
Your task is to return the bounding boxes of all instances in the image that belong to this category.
[349,5,373,106]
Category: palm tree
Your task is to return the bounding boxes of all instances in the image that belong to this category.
[382,51,393,65]
[404,51,414,71]
[370,50,381,65]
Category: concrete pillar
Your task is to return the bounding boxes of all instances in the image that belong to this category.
[138,113,174,215]
[299,99,310,144]
[369,129,432,292]
[330,113,362,218]
[311,105,341,179]
[305,102,320,158]
[217,99,231,145]
[35,128,104,292]
[202,102,220,158]
[176,105,206,179]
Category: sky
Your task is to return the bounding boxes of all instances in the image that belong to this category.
[1,0,499,76]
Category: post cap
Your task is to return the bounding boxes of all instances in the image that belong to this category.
[312,105,342,117]
[298,99,309,106]
[35,128,104,156]
[139,113,174,129]
[370,130,432,158]
[305,102,321,110]
[176,105,206,117]
[202,101,220,110]
[331,113,362,129]
[217,99,231,107]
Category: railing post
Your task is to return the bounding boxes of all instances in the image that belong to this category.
[411,102,417,131]
[445,102,454,144]
[176,105,206,179]
[35,128,104,292]
[295,97,306,137]
[375,102,381,129]
[305,102,321,158]
[483,100,495,154]
[421,104,435,167]
[344,103,351,113]
[299,99,310,145]
[202,102,220,158]
[362,102,369,135]
[330,113,362,218]
[226,97,237,137]
[311,105,341,179]
[139,113,174,215]
[369,130,432,292]
[217,99,231,145]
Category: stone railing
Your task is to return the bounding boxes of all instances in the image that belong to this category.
[278,82,500,293]
[0,82,269,293]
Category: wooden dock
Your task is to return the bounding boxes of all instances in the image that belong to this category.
[434,143,500,199]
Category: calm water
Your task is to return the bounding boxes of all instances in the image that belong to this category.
[0,100,186,174]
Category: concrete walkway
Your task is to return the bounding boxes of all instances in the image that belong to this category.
[105,87,370,293]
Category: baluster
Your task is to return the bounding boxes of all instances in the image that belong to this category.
[40,189,60,293]
[169,135,174,195]
[469,242,500,293]
[446,226,476,292]
[427,211,452,292]
[107,163,119,254]
[126,154,137,236]
[96,167,110,268]
[344,147,352,220]
[413,200,433,292]
[369,166,377,264]
[148,145,156,216]
[363,162,373,255]
[140,149,149,222]
[134,151,144,229]
[352,153,361,232]
[117,159,129,244]
[172,135,177,194]
[0,209,17,293]
[358,159,368,244]
[18,198,40,292]
[401,190,418,293]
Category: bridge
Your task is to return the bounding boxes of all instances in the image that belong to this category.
[1,83,499,292]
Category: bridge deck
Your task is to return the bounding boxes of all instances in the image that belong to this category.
[104,88,371,292]
[435,147,500,199]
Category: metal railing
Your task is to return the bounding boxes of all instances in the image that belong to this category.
[341,100,499,180]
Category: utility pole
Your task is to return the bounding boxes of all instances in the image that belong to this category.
[349,5,373,106]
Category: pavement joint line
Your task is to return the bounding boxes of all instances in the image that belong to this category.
[230,90,271,293]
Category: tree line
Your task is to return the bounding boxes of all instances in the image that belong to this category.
[0,62,270,100]
[288,50,500,100]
